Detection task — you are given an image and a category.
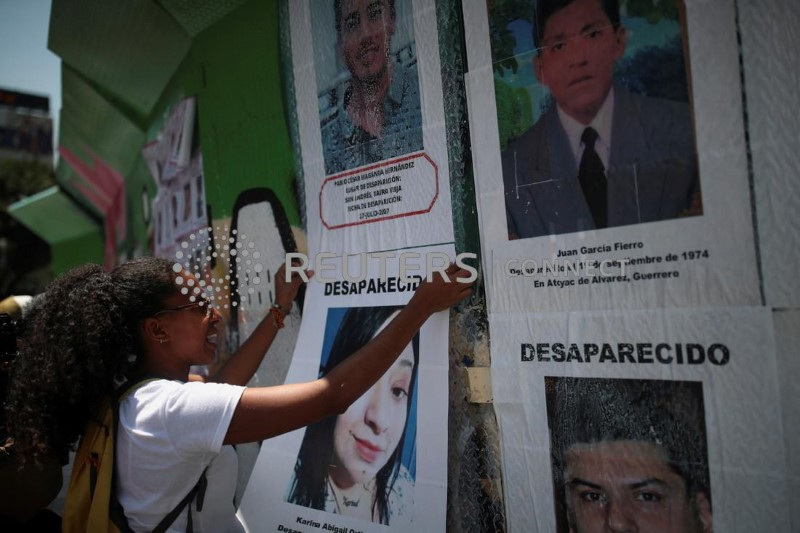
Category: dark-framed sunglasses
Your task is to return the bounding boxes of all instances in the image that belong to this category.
[154,299,215,319]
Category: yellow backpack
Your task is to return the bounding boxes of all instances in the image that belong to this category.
[62,379,208,533]
[62,394,126,533]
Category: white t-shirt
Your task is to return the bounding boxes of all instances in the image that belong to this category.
[116,379,246,532]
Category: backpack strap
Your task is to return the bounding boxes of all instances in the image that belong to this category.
[152,467,208,533]
[109,376,160,533]
[112,376,211,533]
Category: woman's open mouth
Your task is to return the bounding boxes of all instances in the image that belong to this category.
[206,332,218,347]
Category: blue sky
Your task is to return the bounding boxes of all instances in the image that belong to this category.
[0,0,61,149]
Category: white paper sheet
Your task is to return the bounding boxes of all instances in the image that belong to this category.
[240,248,454,532]
[239,1,456,529]
[491,306,788,532]
[462,0,760,313]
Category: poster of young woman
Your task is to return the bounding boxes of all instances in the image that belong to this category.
[288,0,455,257]
[463,0,760,313]
[239,247,454,532]
[491,306,789,532]
[239,2,459,528]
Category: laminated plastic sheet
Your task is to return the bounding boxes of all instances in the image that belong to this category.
[772,309,800,530]
[738,0,800,308]
[239,0,457,530]
[240,248,455,532]
[491,306,788,532]
[288,0,454,257]
[463,0,760,314]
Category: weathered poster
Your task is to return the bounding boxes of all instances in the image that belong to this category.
[463,0,759,312]
[240,248,455,532]
[239,1,458,529]
[289,0,454,255]
[491,306,789,532]
[142,96,196,187]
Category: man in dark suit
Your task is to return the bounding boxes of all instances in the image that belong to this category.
[501,0,699,239]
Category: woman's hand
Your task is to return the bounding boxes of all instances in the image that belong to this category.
[274,260,313,310]
[408,263,475,316]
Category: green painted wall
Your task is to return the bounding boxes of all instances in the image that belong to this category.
[191,0,299,224]
[45,0,299,274]
[50,231,104,275]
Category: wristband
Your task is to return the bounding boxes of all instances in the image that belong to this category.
[270,304,286,329]
[273,303,291,316]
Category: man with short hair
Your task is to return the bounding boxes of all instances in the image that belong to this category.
[546,377,713,533]
[321,0,423,175]
[501,0,699,238]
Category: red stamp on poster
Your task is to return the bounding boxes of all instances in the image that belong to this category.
[319,152,438,230]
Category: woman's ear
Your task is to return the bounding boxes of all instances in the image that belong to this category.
[142,316,169,345]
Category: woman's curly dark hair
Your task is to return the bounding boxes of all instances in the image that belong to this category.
[5,257,176,463]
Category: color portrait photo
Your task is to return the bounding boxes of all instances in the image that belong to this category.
[545,376,712,533]
[286,305,417,526]
[312,0,424,176]
[491,0,702,239]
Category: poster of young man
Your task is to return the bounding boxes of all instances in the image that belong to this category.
[288,0,455,256]
[462,0,759,312]
[490,306,789,532]
[239,249,454,532]
[546,377,711,533]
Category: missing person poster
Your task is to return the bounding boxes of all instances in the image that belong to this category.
[240,2,460,528]
[491,306,789,532]
[288,0,454,255]
[239,248,455,532]
[463,0,760,312]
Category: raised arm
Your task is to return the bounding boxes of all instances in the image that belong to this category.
[224,264,474,444]
[209,262,307,386]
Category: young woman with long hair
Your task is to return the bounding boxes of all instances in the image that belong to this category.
[287,305,418,524]
[6,257,472,531]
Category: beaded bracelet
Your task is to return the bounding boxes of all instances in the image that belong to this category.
[270,303,288,329]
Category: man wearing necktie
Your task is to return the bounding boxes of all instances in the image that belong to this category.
[501,0,700,239]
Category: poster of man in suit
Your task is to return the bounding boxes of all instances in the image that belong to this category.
[494,0,700,239]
